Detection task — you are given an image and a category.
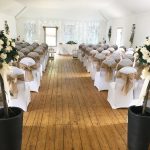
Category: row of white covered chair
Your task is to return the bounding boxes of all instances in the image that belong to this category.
[5,43,49,111]
[78,44,144,109]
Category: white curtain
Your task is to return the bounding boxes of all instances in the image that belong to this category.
[24,22,36,43]
[24,19,100,44]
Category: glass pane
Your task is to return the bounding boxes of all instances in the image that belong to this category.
[45,27,57,46]
[116,28,123,47]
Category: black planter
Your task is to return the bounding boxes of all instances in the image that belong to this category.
[128,106,150,150]
[0,107,23,150]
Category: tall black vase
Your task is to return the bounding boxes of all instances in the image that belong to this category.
[128,106,150,150]
[0,107,23,150]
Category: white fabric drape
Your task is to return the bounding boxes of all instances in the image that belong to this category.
[24,19,100,44]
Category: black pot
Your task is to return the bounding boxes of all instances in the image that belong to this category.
[0,107,23,150]
[128,106,150,150]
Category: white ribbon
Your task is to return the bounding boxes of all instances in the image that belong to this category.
[0,63,11,103]
[137,67,150,106]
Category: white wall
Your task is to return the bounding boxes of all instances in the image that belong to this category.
[106,16,136,47]
[0,13,17,38]
[134,12,150,46]
[106,11,150,48]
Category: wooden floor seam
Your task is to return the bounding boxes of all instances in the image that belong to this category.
[22,56,128,150]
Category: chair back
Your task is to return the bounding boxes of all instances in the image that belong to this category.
[117,66,137,95]
[116,58,133,71]
[101,58,116,81]
[20,48,30,55]
[27,52,40,62]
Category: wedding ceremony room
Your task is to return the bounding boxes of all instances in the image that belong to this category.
[0,0,150,150]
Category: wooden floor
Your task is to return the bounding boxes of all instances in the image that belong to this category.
[22,55,128,150]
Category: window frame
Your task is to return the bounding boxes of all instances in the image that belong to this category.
[43,26,58,47]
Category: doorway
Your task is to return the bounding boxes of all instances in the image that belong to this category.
[116,27,123,47]
[43,26,58,47]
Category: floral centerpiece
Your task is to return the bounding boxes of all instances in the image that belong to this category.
[128,37,150,150]
[4,21,9,35]
[108,26,112,42]
[66,41,77,44]
[134,37,150,114]
[0,30,19,117]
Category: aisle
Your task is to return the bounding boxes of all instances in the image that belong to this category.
[22,55,128,150]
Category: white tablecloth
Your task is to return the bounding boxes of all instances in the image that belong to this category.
[58,44,78,55]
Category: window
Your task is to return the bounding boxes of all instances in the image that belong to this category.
[116,27,123,47]
[44,26,58,47]
[64,25,75,43]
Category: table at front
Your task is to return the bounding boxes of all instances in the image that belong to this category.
[58,44,79,55]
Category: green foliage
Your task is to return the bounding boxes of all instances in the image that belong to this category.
[0,30,18,64]
[66,41,77,44]
[129,24,136,46]
[108,26,112,42]
[4,21,9,35]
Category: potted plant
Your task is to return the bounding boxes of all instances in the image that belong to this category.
[0,30,23,150]
[129,24,136,47]
[4,20,10,35]
[66,41,77,44]
[128,37,150,150]
[108,26,112,42]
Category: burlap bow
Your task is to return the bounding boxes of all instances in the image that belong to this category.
[7,75,18,98]
[136,64,145,80]
[19,63,38,82]
[93,58,105,71]
[7,74,24,98]
[117,72,136,95]
[101,63,116,81]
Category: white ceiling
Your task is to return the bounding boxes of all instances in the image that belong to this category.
[0,0,150,19]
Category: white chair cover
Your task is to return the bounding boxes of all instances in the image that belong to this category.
[8,66,31,111]
[94,58,116,91]
[90,54,106,80]
[107,66,137,109]
[19,57,40,92]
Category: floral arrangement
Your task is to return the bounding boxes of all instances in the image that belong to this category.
[0,30,19,64]
[4,21,10,35]
[0,30,19,117]
[134,37,150,65]
[134,37,150,114]
[129,24,136,47]
[66,41,77,44]
[108,26,112,42]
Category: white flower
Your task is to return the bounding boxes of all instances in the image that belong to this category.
[147,58,150,63]
[7,41,10,46]
[0,40,4,45]
[5,46,12,52]
[11,42,15,47]
[0,45,3,50]
[143,54,150,60]
[15,55,19,60]
[0,53,7,59]
[144,40,149,46]
[140,47,149,54]
[141,66,150,80]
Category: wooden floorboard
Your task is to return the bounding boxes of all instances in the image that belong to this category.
[22,55,128,150]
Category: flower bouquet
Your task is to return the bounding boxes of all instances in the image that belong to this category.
[128,37,150,150]
[0,30,23,150]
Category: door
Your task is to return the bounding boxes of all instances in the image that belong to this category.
[44,26,58,47]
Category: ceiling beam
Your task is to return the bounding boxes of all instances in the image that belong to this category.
[15,6,27,19]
